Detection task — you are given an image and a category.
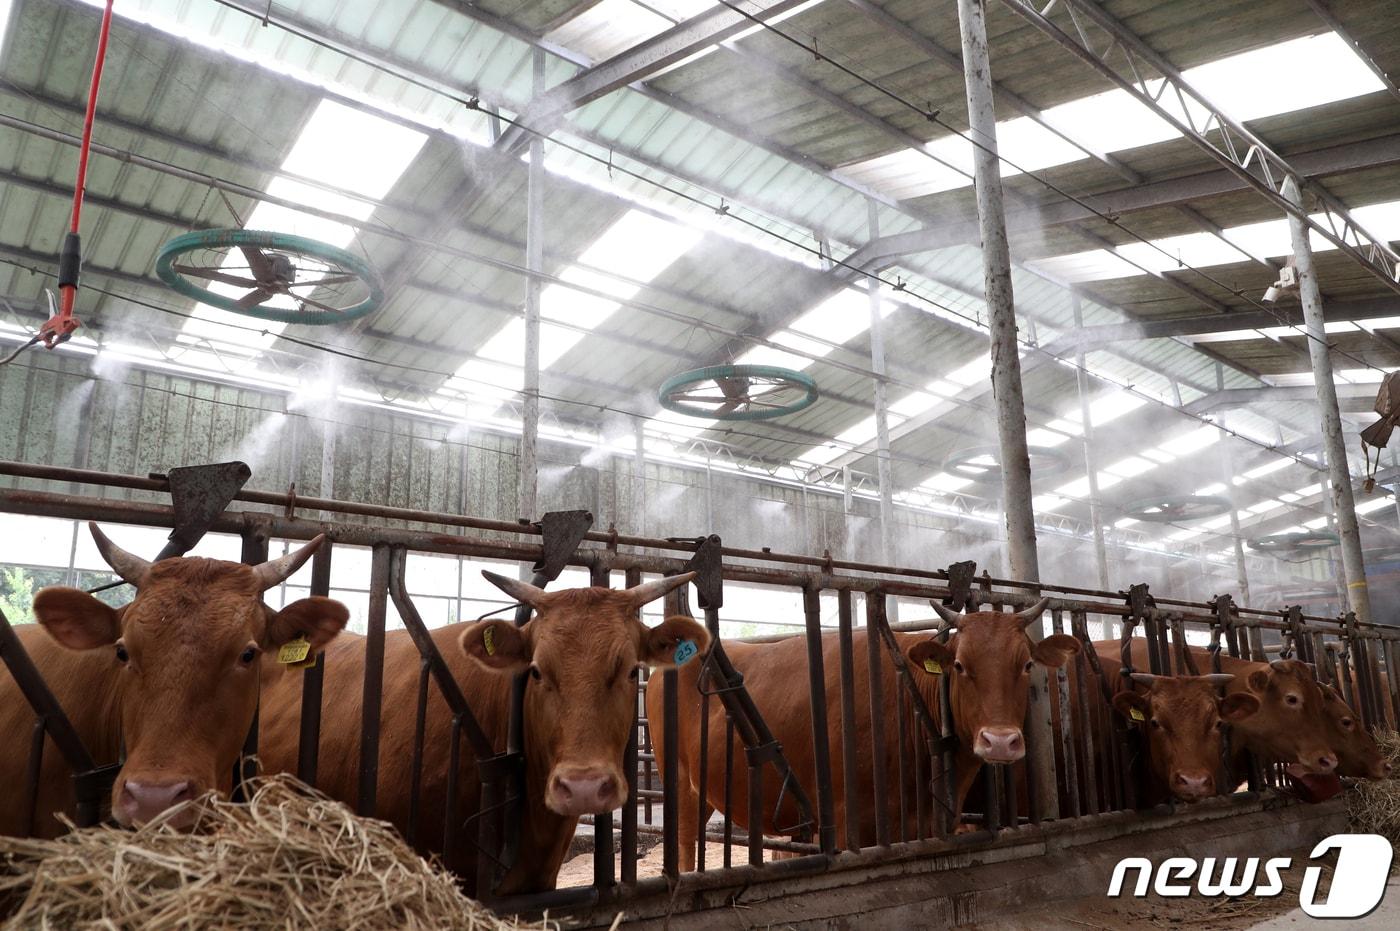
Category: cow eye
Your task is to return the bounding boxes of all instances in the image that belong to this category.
[529,663,542,682]
[239,645,260,666]
[1341,717,1353,729]
[1149,718,1162,730]
[1023,660,1034,674]
[628,665,641,682]
[953,660,966,675]
[114,642,129,664]
[1215,720,1227,732]
[1286,694,1300,706]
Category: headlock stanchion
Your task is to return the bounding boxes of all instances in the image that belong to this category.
[1,459,1397,923]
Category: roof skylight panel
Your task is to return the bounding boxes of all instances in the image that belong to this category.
[179,101,425,354]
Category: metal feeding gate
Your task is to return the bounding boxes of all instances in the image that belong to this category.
[0,460,1393,926]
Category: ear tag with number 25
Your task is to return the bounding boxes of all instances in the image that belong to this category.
[923,658,943,675]
[674,639,698,666]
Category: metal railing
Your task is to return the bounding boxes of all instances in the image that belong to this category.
[1,459,1396,919]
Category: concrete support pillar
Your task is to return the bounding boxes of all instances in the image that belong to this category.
[1283,176,1371,620]
[633,416,647,537]
[867,203,899,620]
[958,0,1052,818]
[518,49,545,523]
[957,0,1040,586]
[1072,295,1109,591]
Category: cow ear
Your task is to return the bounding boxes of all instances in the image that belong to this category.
[460,620,531,672]
[1031,633,1081,668]
[266,597,349,652]
[641,616,711,668]
[1248,669,1270,692]
[906,638,954,675]
[1220,692,1260,723]
[33,587,121,650]
[1113,691,1149,723]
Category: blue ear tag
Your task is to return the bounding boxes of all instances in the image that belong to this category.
[674,639,698,666]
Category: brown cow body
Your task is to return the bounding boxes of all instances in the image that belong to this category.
[650,603,1078,870]
[0,528,346,836]
[261,574,709,897]
[1093,640,1339,777]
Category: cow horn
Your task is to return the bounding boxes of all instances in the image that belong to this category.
[89,522,151,585]
[930,600,963,628]
[482,570,548,607]
[1130,672,1162,685]
[1202,673,1236,687]
[1270,659,1292,672]
[626,572,697,608]
[254,535,326,591]
[1016,597,1051,629]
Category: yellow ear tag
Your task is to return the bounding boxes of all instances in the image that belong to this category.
[483,626,497,656]
[923,658,943,675]
[1129,707,1145,722]
[277,637,311,666]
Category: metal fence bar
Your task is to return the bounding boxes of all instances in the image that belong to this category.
[865,592,891,846]
[357,543,390,817]
[662,668,679,880]
[1052,608,1079,820]
[296,541,332,787]
[801,585,838,855]
[836,589,860,852]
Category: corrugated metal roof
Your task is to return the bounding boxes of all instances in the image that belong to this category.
[2,0,1398,559]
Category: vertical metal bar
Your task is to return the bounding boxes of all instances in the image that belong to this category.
[836,590,860,851]
[406,659,430,848]
[24,717,44,836]
[865,592,891,846]
[1070,612,1099,815]
[589,560,615,889]
[938,659,956,834]
[747,756,763,866]
[518,48,544,524]
[982,761,1001,834]
[696,689,710,872]
[443,717,462,875]
[801,586,838,854]
[1283,175,1370,621]
[297,541,332,787]
[1053,609,1080,819]
[235,528,269,801]
[358,543,390,817]
[621,691,639,885]
[723,716,734,870]
[1171,617,1189,677]
[895,675,909,842]
[914,708,927,840]
[662,668,679,880]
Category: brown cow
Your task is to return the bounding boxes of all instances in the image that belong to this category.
[1109,673,1259,803]
[0,525,345,837]
[256,571,709,896]
[651,600,1079,870]
[1319,683,1389,779]
[1099,640,1338,777]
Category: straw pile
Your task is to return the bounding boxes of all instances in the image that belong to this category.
[1347,729,1400,850]
[0,774,555,930]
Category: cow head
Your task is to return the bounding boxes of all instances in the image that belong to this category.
[1320,684,1389,779]
[31,524,348,828]
[460,572,710,818]
[1113,673,1258,802]
[1235,659,1337,774]
[908,599,1080,764]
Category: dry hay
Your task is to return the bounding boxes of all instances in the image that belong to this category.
[0,774,555,930]
[1347,729,1400,850]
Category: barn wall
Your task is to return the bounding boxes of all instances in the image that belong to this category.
[0,354,1296,605]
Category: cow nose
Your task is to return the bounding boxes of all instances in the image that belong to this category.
[1172,771,1214,800]
[974,727,1024,763]
[547,770,622,816]
[120,779,194,823]
[1315,753,1338,773]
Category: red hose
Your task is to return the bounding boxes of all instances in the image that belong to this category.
[56,0,115,323]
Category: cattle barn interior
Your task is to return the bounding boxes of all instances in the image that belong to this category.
[1,0,1399,927]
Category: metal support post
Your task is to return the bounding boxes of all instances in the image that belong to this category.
[518,49,546,524]
[1071,295,1108,590]
[1283,176,1371,620]
[867,203,898,621]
